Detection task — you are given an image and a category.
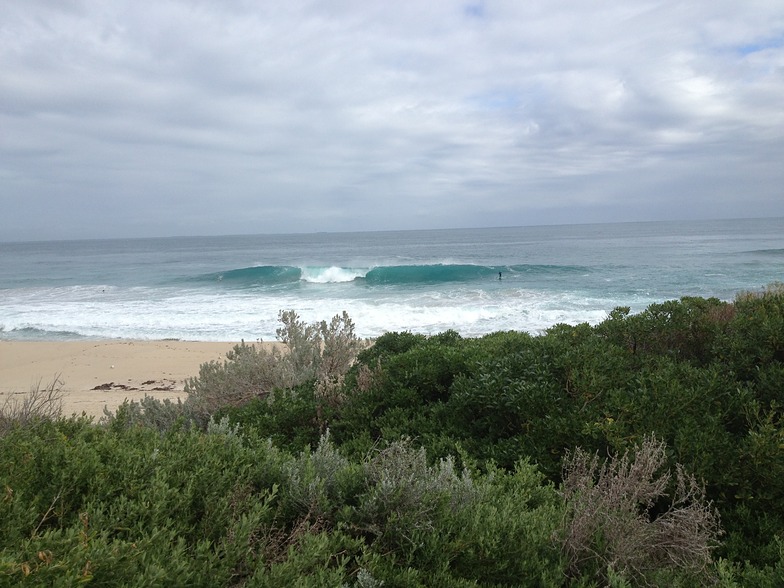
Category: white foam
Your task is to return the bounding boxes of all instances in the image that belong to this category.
[299,266,368,283]
[0,282,659,342]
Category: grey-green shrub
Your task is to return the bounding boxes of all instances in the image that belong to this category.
[283,430,358,518]
[0,378,64,436]
[185,310,365,417]
[101,394,208,433]
[561,436,722,586]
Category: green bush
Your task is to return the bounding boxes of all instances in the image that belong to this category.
[5,290,784,583]
[445,336,578,476]
[594,296,731,366]
[447,460,565,586]
[717,284,784,379]
[218,384,321,454]
[0,418,288,585]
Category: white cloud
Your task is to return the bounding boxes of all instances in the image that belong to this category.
[1,0,783,240]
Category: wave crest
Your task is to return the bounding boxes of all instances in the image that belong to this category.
[193,263,589,288]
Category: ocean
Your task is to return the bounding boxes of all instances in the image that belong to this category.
[1,218,782,342]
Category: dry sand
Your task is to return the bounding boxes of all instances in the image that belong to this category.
[0,340,272,419]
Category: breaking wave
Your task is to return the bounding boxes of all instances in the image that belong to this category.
[194,263,590,288]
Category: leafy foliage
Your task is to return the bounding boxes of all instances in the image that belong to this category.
[3,285,784,585]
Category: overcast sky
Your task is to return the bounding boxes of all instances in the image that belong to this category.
[2,1,783,240]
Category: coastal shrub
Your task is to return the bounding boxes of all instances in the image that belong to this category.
[355,330,427,364]
[446,460,566,586]
[715,537,784,587]
[282,430,360,519]
[544,321,635,417]
[326,332,472,458]
[0,416,296,585]
[355,438,477,551]
[217,384,322,454]
[222,294,784,574]
[594,297,731,366]
[1,417,574,586]
[360,329,468,404]
[101,394,209,433]
[719,401,784,566]
[560,436,722,586]
[445,336,577,476]
[4,417,550,583]
[273,310,366,386]
[578,286,784,568]
[344,437,567,584]
[7,292,784,583]
[252,529,366,587]
[717,283,784,379]
[0,377,64,436]
[184,310,365,418]
[331,331,550,462]
[103,310,365,436]
[589,360,745,475]
[184,341,292,413]
[711,284,784,566]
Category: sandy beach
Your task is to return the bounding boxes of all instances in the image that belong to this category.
[0,340,268,419]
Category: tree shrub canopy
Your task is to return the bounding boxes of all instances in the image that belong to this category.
[3,289,784,586]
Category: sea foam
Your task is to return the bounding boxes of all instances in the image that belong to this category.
[2,219,782,341]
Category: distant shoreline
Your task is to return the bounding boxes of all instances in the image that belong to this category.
[0,340,282,419]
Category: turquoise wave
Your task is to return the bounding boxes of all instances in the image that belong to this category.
[193,263,589,287]
[205,265,302,285]
[363,263,589,284]
[363,264,498,284]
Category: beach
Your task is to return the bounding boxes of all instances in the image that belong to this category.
[0,340,261,419]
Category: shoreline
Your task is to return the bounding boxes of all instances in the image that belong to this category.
[0,340,280,419]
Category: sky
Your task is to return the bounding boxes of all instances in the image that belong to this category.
[2,0,783,241]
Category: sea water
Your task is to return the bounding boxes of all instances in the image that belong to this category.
[1,218,782,341]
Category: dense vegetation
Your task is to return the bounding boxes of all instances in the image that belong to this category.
[1,289,783,586]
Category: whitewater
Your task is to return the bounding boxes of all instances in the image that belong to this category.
[1,218,782,342]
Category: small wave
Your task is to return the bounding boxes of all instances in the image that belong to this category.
[745,248,784,256]
[0,326,88,341]
[507,264,590,275]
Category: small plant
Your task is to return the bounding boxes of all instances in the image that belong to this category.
[284,430,353,517]
[0,377,64,434]
[344,567,384,588]
[101,395,209,433]
[358,438,476,549]
[184,341,292,413]
[277,310,366,384]
[183,310,366,417]
[561,436,721,586]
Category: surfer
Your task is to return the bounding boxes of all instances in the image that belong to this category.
[498,272,502,280]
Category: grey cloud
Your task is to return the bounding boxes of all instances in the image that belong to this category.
[1,0,783,240]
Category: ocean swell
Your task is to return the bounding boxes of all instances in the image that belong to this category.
[193,263,589,288]
[203,265,302,286]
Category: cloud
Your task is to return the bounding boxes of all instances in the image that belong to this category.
[1,0,783,240]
